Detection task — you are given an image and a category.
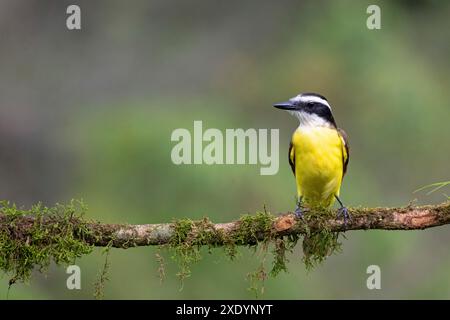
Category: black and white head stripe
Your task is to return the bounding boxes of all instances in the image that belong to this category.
[286,92,336,127]
[291,93,332,110]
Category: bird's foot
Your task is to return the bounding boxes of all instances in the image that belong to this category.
[337,206,351,225]
[294,206,305,219]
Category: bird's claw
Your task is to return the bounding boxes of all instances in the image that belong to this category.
[337,206,351,225]
[294,206,305,219]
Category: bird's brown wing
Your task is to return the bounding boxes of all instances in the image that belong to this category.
[338,128,349,177]
[288,141,295,176]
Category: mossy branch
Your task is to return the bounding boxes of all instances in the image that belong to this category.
[1,200,449,292]
[1,202,449,249]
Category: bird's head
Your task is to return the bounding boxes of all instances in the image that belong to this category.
[273,93,336,128]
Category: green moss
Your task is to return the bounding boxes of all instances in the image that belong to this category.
[0,198,345,296]
[155,248,166,283]
[0,200,94,285]
[246,252,268,297]
[235,211,275,245]
[93,245,111,300]
[302,228,342,270]
[236,212,274,296]
[165,208,344,295]
[168,217,223,289]
[270,239,287,277]
[169,218,197,288]
[302,209,343,270]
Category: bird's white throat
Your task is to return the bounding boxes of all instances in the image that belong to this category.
[289,110,332,128]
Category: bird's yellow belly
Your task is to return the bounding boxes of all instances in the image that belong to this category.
[293,127,344,208]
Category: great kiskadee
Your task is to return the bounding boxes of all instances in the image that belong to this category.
[274,93,350,221]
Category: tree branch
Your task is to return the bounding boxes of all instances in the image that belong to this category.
[3,202,447,249]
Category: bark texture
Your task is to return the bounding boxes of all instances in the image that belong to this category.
[3,203,446,249]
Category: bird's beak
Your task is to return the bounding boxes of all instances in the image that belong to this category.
[273,101,296,110]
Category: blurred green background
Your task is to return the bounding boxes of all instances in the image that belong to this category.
[0,0,449,299]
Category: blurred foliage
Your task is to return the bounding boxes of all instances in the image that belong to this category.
[0,0,450,299]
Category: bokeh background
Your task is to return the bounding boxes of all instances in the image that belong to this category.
[0,0,449,299]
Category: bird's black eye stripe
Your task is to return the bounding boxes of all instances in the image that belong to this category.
[307,101,314,107]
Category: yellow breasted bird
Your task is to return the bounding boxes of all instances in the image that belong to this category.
[274,93,350,221]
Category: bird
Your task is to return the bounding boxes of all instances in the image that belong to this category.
[273,92,350,222]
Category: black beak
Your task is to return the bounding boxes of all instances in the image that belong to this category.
[273,101,296,110]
